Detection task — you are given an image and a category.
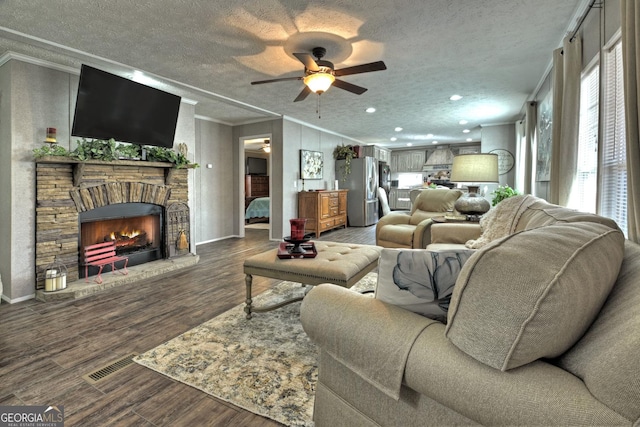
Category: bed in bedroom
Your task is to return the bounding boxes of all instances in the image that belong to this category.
[245,196,270,223]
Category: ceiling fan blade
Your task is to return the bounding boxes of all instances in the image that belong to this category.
[293,53,319,71]
[334,61,387,77]
[294,86,312,102]
[333,79,368,95]
[251,76,302,85]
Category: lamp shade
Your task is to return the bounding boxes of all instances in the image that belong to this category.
[451,153,499,216]
[450,153,499,183]
[303,72,335,93]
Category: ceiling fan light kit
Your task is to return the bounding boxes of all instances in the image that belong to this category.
[251,45,386,102]
[303,71,335,93]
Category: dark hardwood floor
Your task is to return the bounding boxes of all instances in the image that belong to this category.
[0,224,376,426]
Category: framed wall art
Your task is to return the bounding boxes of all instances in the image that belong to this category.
[300,150,324,180]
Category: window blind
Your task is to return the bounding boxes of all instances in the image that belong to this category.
[574,64,599,213]
[600,39,627,236]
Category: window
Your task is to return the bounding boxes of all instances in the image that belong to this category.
[600,38,627,237]
[573,63,599,212]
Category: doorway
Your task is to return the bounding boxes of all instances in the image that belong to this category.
[240,134,272,237]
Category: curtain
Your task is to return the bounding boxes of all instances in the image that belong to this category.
[524,102,537,195]
[549,37,583,206]
[621,0,640,243]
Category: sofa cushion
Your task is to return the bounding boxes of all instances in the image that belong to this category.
[410,188,462,217]
[377,224,415,247]
[375,248,475,322]
[445,222,625,371]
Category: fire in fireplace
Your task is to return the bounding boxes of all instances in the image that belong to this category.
[79,203,164,278]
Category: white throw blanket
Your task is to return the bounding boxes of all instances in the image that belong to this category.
[465,195,539,249]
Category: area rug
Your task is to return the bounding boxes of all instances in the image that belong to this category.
[134,273,377,427]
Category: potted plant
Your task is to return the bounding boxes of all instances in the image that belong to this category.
[491,185,520,206]
[333,144,357,181]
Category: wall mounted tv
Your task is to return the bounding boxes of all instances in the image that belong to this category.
[246,157,267,175]
[71,64,181,148]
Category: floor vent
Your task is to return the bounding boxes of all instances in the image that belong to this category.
[83,353,138,384]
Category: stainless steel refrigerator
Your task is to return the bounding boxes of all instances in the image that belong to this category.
[336,156,379,226]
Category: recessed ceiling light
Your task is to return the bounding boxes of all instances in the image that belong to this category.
[365,107,376,113]
[463,129,470,133]
[450,94,463,101]
[432,141,438,144]
[459,120,468,125]
[426,133,434,138]
[406,143,413,146]
[466,138,473,142]
[390,137,397,141]
[394,127,403,132]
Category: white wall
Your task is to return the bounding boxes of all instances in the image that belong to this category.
[481,123,516,184]
[0,61,12,303]
[2,60,72,302]
[195,118,234,244]
[281,118,357,238]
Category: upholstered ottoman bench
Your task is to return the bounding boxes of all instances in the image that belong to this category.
[243,241,382,318]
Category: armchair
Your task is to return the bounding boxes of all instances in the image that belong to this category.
[376,188,462,248]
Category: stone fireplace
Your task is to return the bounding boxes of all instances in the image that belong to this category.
[35,158,192,290]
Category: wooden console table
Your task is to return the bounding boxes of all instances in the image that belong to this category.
[298,190,348,237]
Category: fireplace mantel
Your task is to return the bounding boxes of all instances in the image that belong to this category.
[36,156,195,186]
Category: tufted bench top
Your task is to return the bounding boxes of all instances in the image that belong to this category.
[244,241,383,288]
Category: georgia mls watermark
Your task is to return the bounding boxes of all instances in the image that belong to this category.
[0,406,64,427]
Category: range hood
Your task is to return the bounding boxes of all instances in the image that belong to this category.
[422,148,454,172]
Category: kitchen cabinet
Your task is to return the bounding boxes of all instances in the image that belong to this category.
[390,150,425,172]
[360,145,391,163]
[410,151,425,170]
[389,154,398,173]
[298,190,348,237]
[395,189,412,209]
[388,189,411,210]
[377,147,390,163]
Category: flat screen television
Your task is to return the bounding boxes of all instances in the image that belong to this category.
[71,64,181,148]
[246,157,267,175]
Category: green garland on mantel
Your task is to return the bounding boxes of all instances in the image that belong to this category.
[33,138,199,169]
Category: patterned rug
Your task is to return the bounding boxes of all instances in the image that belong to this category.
[134,273,377,426]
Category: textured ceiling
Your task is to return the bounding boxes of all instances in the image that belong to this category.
[0,0,585,149]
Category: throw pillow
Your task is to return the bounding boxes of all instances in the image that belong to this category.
[446,222,625,371]
[375,248,475,322]
[465,194,538,249]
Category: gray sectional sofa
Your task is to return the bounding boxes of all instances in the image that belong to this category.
[301,196,640,426]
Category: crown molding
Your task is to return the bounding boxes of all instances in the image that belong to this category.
[0,51,79,74]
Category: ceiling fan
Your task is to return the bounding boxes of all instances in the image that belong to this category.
[251,47,387,102]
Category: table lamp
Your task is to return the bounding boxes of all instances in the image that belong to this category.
[450,153,499,217]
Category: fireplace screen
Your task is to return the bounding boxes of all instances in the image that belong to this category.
[79,203,164,278]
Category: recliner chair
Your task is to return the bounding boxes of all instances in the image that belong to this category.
[375,188,462,248]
